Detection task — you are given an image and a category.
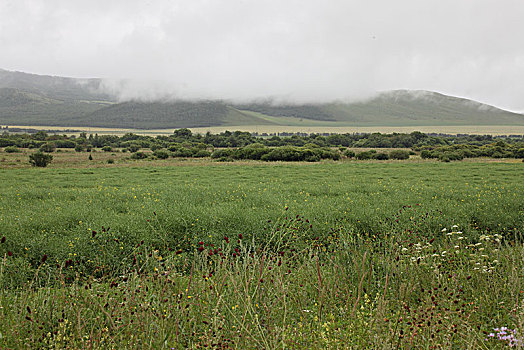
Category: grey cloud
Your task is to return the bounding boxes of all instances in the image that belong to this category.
[1,0,523,110]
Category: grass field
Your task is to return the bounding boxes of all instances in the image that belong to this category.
[1,160,523,348]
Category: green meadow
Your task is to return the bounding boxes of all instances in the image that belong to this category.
[1,161,523,348]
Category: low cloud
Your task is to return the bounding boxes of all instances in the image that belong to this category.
[1,0,524,110]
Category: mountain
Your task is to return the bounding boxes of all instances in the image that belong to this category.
[0,68,113,101]
[1,69,523,129]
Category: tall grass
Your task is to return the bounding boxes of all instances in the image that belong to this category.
[0,161,523,347]
[1,220,523,348]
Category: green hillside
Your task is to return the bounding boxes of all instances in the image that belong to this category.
[0,87,109,126]
[0,69,113,101]
[70,100,232,129]
[1,69,524,129]
[235,91,524,126]
[323,90,524,126]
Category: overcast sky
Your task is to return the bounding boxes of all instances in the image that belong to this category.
[1,0,523,110]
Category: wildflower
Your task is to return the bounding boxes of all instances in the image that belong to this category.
[0,236,5,243]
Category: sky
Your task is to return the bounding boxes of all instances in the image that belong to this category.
[0,0,523,111]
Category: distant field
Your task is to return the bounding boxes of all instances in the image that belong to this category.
[4,124,524,136]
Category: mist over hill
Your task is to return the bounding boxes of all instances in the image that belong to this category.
[0,69,523,129]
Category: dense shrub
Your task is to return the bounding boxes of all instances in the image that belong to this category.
[172,148,194,158]
[153,149,170,159]
[420,150,435,159]
[373,152,390,160]
[234,143,269,160]
[127,144,140,153]
[211,149,234,159]
[29,152,53,167]
[39,142,56,153]
[259,146,339,162]
[102,146,113,152]
[0,138,16,147]
[54,140,76,148]
[389,150,410,160]
[4,146,19,153]
[130,152,148,159]
[192,150,211,158]
[356,151,373,160]
[343,149,356,158]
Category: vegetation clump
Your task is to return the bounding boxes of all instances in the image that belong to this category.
[28,151,52,167]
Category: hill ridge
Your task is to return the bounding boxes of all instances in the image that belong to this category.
[0,69,523,129]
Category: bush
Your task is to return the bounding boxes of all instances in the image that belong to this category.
[343,150,355,158]
[54,140,76,148]
[389,150,410,160]
[356,151,373,160]
[420,150,435,159]
[261,146,304,162]
[29,152,53,167]
[438,152,463,162]
[172,148,194,158]
[107,159,114,164]
[211,149,234,159]
[234,143,269,160]
[75,144,84,152]
[153,149,170,159]
[4,146,19,153]
[128,144,140,153]
[373,153,389,160]
[130,152,148,160]
[39,142,56,153]
[102,146,113,152]
[193,150,211,158]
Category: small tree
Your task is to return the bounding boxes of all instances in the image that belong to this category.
[29,152,53,167]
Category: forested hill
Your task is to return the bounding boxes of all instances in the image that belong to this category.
[1,69,523,129]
